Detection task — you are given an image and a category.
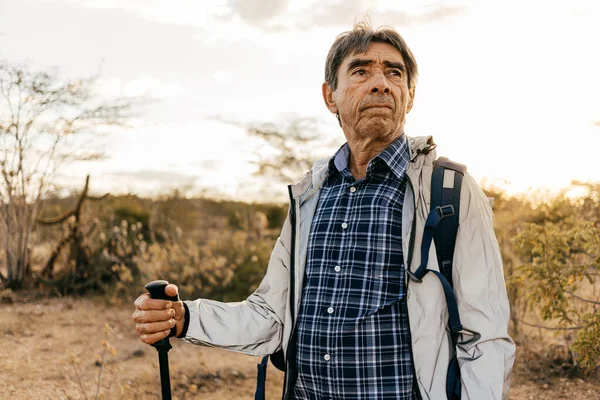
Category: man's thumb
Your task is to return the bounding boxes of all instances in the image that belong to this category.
[165,283,179,298]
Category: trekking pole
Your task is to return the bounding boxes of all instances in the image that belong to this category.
[145,280,180,400]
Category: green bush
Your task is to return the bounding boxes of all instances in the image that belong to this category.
[512,183,600,373]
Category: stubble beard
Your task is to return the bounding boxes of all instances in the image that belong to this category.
[354,115,403,145]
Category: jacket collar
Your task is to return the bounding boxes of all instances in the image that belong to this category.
[289,134,437,204]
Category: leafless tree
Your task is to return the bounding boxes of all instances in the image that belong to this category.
[234,117,340,184]
[0,61,142,289]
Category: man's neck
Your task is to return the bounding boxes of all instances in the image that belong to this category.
[346,133,403,181]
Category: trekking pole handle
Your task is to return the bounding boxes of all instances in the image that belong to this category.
[145,280,180,302]
[145,280,180,344]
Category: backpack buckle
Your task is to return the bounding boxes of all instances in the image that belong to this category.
[436,205,455,218]
[407,269,423,283]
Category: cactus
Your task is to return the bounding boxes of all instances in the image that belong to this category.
[36,175,115,293]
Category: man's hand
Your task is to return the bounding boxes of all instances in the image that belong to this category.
[132,284,185,344]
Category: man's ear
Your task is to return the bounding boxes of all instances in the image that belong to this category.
[406,85,416,114]
[322,82,338,114]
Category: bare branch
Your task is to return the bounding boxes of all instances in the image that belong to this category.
[40,231,76,279]
[567,291,600,305]
[86,193,110,201]
[37,210,76,225]
[519,319,582,331]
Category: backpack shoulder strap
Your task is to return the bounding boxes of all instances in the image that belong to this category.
[430,157,466,287]
[407,155,468,332]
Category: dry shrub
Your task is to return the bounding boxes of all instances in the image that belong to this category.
[138,230,275,302]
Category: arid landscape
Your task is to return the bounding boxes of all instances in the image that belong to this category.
[1,183,600,400]
[2,2,600,399]
[1,295,599,400]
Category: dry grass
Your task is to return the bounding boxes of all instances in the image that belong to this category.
[0,295,598,399]
[0,295,284,399]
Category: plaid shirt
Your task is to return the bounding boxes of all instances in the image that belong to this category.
[292,134,418,399]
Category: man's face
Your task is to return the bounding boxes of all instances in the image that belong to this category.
[323,41,415,145]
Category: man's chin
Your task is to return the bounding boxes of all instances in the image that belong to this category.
[357,119,398,138]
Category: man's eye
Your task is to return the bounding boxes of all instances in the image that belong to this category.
[389,70,402,77]
[352,69,366,76]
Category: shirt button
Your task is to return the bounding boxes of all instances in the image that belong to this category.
[341,222,348,229]
[334,265,341,272]
[349,186,356,193]
[324,354,331,361]
[327,307,334,314]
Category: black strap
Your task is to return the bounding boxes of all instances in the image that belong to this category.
[254,349,287,400]
[270,349,286,371]
[255,355,269,400]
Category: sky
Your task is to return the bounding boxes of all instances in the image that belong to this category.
[0,0,599,201]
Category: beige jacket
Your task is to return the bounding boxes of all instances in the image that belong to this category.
[182,135,516,399]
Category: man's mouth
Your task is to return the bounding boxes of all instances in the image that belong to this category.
[361,104,393,111]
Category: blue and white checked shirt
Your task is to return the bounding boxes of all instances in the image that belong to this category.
[292,134,418,400]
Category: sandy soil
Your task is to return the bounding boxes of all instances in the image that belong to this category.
[0,296,598,400]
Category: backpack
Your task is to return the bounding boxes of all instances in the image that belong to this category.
[254,156,481,400]
[407,156,481,400]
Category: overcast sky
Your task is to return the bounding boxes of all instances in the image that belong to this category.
[1,0,599,201]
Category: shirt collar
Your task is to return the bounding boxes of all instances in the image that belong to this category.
[376,133,410,180]
[328,133,410,181]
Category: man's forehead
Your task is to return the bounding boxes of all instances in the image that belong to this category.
[345,43,405,65]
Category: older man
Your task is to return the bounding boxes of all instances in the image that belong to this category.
[133,22,515,399]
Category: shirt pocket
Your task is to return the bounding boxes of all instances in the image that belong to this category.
[370,208,405,306]
[343,207,406,326]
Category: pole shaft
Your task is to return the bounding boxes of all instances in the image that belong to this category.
[158,349,172,400]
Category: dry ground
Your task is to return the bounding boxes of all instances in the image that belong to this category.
[0,296,598,400]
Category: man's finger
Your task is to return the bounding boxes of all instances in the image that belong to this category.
[133,308,175,324]
[135,293,173,311]
[137,319,176,335]
[140,329,172,345]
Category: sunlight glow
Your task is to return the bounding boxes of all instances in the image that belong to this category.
[3,0,599,200]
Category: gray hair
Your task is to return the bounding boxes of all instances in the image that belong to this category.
[324,22,419,91]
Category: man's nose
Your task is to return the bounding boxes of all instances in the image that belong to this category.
[369,71,391,94]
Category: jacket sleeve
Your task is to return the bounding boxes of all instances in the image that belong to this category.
[179,214,291,356]
[453,174,516,400]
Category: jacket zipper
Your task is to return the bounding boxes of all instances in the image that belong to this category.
[405,177,417,272]
[282,186,297,400]
[404,175,423,400]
